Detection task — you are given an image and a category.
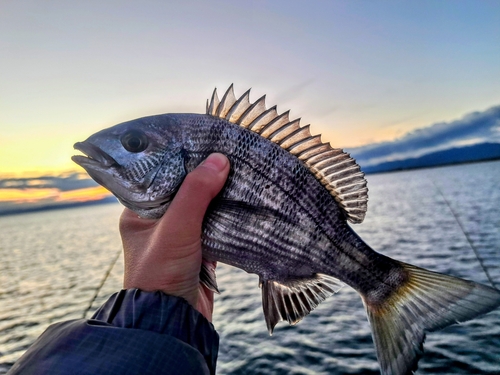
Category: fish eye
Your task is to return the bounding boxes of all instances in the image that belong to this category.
[120,130,149,153]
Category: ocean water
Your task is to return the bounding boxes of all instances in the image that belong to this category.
[1,161,499,374]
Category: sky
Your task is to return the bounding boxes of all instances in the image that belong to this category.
[1,0,499,213]
[350,104,500,166]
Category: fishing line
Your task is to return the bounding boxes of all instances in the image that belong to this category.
[82,247,122,318]
[432,180,498,289]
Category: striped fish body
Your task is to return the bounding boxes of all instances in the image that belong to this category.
[73,86,500,375]
[175,113,400,296]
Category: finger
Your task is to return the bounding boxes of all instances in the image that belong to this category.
[158,153,230,243]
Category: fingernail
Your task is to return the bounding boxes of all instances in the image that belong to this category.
[201,153,228,172]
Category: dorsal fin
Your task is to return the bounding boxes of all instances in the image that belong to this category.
[206,85,368,223]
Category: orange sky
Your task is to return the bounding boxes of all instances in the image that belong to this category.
[0,185,113,213]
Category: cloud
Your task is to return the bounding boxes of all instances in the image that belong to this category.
[0,172,98,191]
[0,172,114,215]
[348,105,500,166]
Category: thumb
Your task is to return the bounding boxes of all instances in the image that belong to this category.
[158,153,230,247]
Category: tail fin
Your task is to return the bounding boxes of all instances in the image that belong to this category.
[362,262,500,375]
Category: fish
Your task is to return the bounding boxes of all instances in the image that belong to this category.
[72,85,500,375]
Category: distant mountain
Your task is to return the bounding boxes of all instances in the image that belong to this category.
[360,142,500,174]
[347,105,500,173]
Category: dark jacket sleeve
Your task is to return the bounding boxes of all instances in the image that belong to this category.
[7,289,219,375]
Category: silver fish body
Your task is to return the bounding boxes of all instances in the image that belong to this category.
[73,86,500,375]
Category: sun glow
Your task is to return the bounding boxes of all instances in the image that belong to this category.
[0,188,59,203]
[57,186,112,203]
[0,186,112,205]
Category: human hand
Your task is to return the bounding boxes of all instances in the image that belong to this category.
[119,153,230,321]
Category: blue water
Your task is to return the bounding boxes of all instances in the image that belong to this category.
[1,161,500,374]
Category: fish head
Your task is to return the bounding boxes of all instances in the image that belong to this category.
[72,115,186,218]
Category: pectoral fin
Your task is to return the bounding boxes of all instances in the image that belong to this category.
[200,259,219,294]
[260,274,344,335]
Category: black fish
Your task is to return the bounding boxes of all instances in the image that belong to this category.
[72,85,500,375]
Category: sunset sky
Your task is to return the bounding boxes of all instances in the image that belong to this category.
[1,0,499,213]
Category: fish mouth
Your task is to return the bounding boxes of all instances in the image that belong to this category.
[72,141,118,168]
[72,141,171,213]
[71,141,173,212]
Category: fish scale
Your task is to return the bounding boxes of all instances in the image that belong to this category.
[72,85,500,375]
[185,117,354,281]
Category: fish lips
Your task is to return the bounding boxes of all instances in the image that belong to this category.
[72,141,118,169]
[72,141,123,193]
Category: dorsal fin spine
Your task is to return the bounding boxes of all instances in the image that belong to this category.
[259,110,290,137]
[206,85,369,223]
[312,154,351,170]
[238,94,267,127]
[307,149,345,165]
[269,119,301,143]
[216,84,236,118]
[323,162,360,179]
[248,105,278,132]
[298,143,332,160]
[287,135,323,157]
[207,88,220,116]
[226,89,251,123]
[278,125,312,149]
[276,122,308,145]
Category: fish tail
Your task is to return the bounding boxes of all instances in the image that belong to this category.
[362,261,500,375]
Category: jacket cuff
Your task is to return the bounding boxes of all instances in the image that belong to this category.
[91,289,218,373]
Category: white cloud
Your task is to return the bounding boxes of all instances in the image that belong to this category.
[349,105,500,166]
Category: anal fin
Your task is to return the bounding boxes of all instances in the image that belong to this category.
[261,274,344,335]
